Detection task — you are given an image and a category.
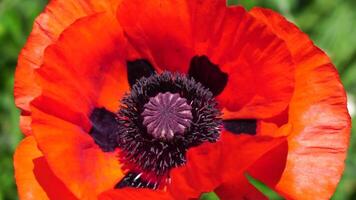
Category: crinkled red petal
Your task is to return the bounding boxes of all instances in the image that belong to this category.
[31,107,123,199]
[14,136,77,200]
[215,173,268,200]
[188,1,295,119]
[99,188,174,200]
[14,0,121,135]
[117,0,194,73]
[28,14,131,198]
[117,0,295,119]
[250,7,351,199]
[168,131,287,199]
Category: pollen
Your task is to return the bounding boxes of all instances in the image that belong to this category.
[141,92,193,140]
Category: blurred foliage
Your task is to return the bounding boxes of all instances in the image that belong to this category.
[246,174,283,200]
[200,192,220,200]
[0,0,355,199]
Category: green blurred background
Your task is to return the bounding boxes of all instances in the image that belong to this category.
[0,0,355,199]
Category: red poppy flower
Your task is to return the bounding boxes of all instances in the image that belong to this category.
[14,0,351,199]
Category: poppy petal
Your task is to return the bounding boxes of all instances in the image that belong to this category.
[215,174,268,200]
[251,8,351,199]
[168,131,287,199]
[32,14,129,137]
[117,1,294,119]
[19,115,33,136]
[99,188,174,200]
[32,13,128,132]
[14,136,51,200]
[15,11,127,199]
[215,131,288,200]
[14,0,121,135]
[14,136,77,200]
[31,107,124,199]
[32,157,78,200]
[247,135,288,189]
[117,0,194,73]
[186,2,295,119]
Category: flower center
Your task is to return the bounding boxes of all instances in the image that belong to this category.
[116,71,221,186]
[141,92,193,140]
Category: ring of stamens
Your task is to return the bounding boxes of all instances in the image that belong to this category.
[117,72,222,185]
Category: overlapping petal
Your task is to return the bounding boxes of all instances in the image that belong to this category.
[14,0,121,135]
[250,7,351,199]
[31,107,123,200]
[186,1,296,119]
[117,0,194,73]
[99,189,174,200]
[168,132,287,199]
[14,136,77,200]
[215,132,288,199]
[117,0,295,119]
[32,12,128,127]
[27,12,130,199]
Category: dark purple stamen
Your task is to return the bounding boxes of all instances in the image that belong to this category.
[141,92,193,140]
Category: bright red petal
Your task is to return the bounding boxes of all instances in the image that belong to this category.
[247,136,288,187]
[251,8,351,199]
[32,13,129,131]
[117,1,295,118]
[215,133,288,199]
[99,189,174,200]
[117,0,194,73]
[31,107,123,199]
[168,131,287,199]
[14,0,121,135]
[185,1,295,118]
[14,136,77,200]
[168,140,223,199]
[215,174,267,200]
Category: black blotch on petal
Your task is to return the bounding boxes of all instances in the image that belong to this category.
[127,59,155,87]
[223,119,257,135]
[115,172,157,189]
[89,107,119,152]
[188,55,228,96]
